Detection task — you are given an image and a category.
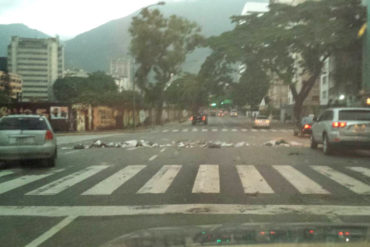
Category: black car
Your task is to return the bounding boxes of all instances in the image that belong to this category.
[190,113,208,125]
[294,116,314,137]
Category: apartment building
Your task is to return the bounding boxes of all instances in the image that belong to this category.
[0,71,22,100]
[7,36,64,102]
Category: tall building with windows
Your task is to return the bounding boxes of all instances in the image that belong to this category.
[7,36,64,102]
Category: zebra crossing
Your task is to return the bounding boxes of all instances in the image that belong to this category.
[0,165,369,197]
[160,128,291,133]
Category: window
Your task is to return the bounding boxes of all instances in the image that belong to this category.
[339,110,370,121]
[0,117,48,130]
[318,111,333,121]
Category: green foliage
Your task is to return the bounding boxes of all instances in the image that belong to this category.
[129,8,204,107]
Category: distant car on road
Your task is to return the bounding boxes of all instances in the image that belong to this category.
[311,107,370,155]
[230,110,238,117]
[0,115,57,167]
[190,113,208,125]
[252,115,270,129]
[294,116,314,137]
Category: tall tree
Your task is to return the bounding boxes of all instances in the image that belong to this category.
[129,8,204,123]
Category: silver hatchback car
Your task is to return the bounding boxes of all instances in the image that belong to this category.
[0,115,57,166]
[311,107,370,155]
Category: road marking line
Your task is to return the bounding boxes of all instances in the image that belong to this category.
[25,216,77,247]
[172,129,179,132]
[202,129,208,132]
[160,148,166,153]
[261,129,267,132]
[26,166,108,195]
[2,204,370,217]
[162,129,169,133]
[311,166,370,194]
[231,129,237,132]
[192,128,198,132]
[222,128,228,132]
[137,165,182,194]
[271,129,277,132]
[251,129,257,132]
[63,150,80,155]
[0,170,14,178]
[148,155,158,162]
[192,165,219,193]
[182,128,188,132]
[82,165,146,195]
[236,165,274,194]
[348,167,370,178]
[0,169,64,194]
[273,165,329,194]
[241,129,247,132]
[212,128,218,132]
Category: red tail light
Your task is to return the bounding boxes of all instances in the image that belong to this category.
[45,130,53,140]
[190,116,194,121]
[303,124,311,129]
[332,122,347,128]
[202,116,206,121]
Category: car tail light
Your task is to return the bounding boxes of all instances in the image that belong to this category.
[190,116,194,121]
[304,124,311,129]
[45,130,53,140]
[202,116,206,121]
[332,121,347,128]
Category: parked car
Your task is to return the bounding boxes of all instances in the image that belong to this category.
[252,115,270,128]
[190,113,208,125]
[230,110,238,117]
[294,116,314,137]
[0,115,57,167]
[311,107,370,155]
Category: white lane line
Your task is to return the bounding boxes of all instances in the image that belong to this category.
[348,167,370,178]
[3,204,370,217]
[137,165,182,194]
[251,129,257,132]
[172,129,179,133]
[25,216,77,247]
[63,150,80,155]
[273,165,329,194]
[82,165,146,195]
[231,129,238,132]
[241,129,247,132]
[148,155,158,162]
[222,128,228,132]
[182,128,188,132]
[236,165,274,194]
[261,129,267,132]
[192,128,198,132]
[0,170,14,178]
[162,129,169,133]
[202,129,208,132]
[0,169,64,194]
[192,165,219,193]
[311,166,370,194]
[26,166,108,195]
[160,148,166,153]
[212,128,218,132]
[271,129,277,132]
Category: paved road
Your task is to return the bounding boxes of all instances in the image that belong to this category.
[1,116,370,247]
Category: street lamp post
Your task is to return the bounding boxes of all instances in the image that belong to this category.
[132,1,165,131]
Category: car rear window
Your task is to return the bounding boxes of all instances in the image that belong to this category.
[339,110,370,121]
[0,117,49,130]
[257,116,268,119]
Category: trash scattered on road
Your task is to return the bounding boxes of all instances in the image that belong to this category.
[73,144,85,150]
[264,139,305,147]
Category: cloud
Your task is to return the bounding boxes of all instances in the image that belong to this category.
[0,0,27,14]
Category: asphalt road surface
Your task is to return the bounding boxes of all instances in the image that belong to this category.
[1,116,370,247]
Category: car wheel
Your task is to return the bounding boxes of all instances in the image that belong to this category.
[293,130,298,136]
[0,161,8,170]
[310,134,318,149]
[323,134,333,155]
[192,121,196,125]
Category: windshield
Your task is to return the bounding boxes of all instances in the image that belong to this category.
[0,117,48,130]
[339,110,370,121]
[1,0,370,246]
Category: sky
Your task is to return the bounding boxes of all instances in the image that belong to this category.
[0,0,176,39]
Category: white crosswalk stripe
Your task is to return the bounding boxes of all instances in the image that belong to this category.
[212,128,218,132]
[82,165,146,195]
[192,165,220,193]
[241,129,247,132]
[26,166,108,195]
[202,128,208,132]
[251,129,257,132]
[222,128,228,132]
[261,129,267,132]
[231,129,238,132]
[348,167,370,178]
[162,129,169,133]
[271,129,277,132]
[192,128,198,132]
[137,165,181,194]
[0,170,14,179]
[172,129,179,133]
[182,128,189,132]
[236,165,273,194]
[0,169,64,194]
[274,165,329,194]
[311,166,370,194]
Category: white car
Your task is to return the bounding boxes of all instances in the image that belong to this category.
[252,115,270,128]
[311,107,370,155]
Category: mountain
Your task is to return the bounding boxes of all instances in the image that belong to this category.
[0,24,49,56]
[65,0,263,73]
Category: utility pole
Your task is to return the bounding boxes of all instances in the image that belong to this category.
[361,0,370,105]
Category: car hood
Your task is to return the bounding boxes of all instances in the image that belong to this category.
[101,222,370,247]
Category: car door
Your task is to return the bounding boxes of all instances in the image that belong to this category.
[313,111,329,142]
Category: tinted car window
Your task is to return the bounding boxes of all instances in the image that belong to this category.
[0,117,48,130]
[319,111,333,121]
[256,116,268,119]
[339,110,370,121]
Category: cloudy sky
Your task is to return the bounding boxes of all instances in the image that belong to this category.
[0,0,174,39]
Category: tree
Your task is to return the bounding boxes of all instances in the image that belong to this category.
[129,8,204,124]
[0,71,11,104]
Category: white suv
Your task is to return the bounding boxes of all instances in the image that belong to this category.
[311,107,370,155]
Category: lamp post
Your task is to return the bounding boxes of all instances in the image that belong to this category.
[132,1,165,131]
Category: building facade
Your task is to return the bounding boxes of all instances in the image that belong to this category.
[7,36,64,102]
[109,58,134,92]
[0,71,22,100]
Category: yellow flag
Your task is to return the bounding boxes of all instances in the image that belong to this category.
[358,23,367,38]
